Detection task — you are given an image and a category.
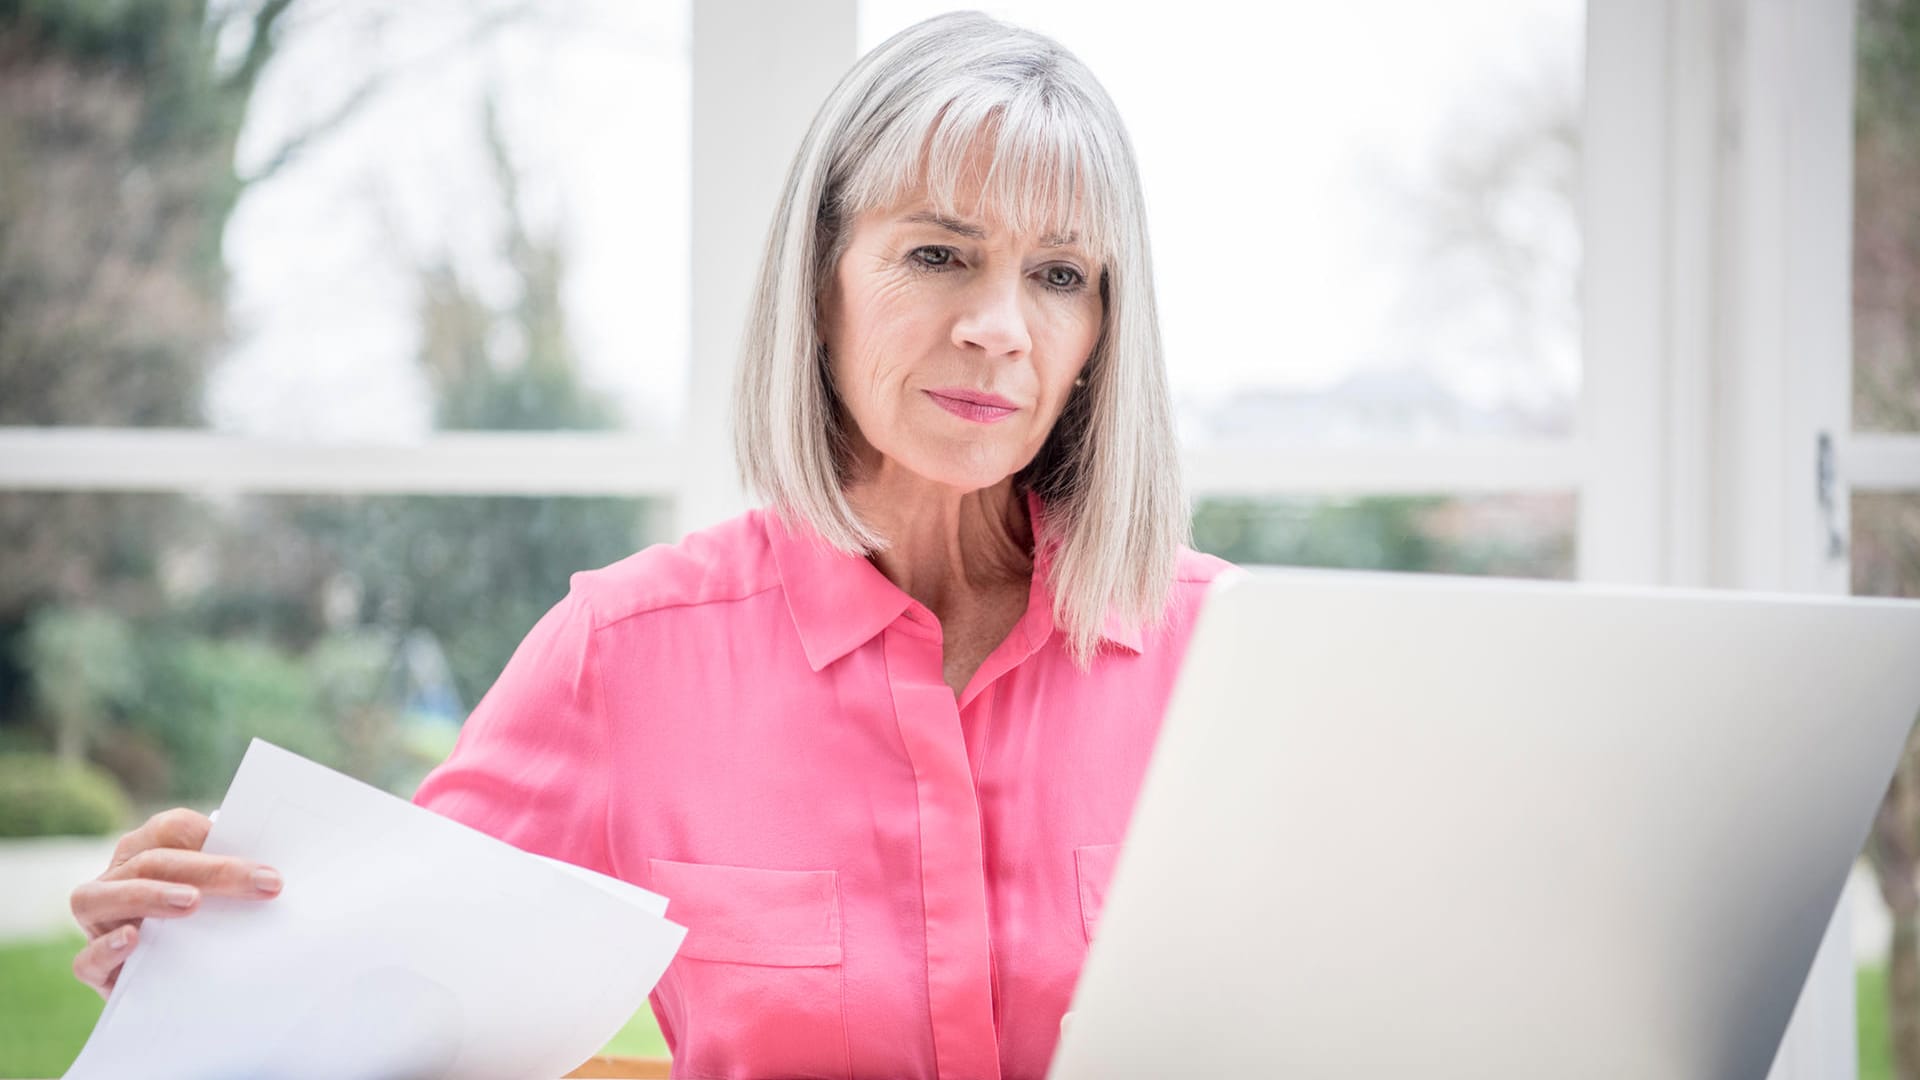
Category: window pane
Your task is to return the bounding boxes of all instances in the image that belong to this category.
[1855,0,1920,433]
[0,491,663,803]
[860,1,1585,442]
[0,2,690,438]
[1191,494,1576,578]
[1852,492,1920,599]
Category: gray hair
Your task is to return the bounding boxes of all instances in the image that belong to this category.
[733,11,1186,667]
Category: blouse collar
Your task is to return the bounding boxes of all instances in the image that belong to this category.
[764,489,1143,673]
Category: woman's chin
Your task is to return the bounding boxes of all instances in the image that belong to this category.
[845,431,999,489]
[889,452,1021,495]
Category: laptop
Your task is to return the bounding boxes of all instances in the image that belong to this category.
[1049,569,1920,1079]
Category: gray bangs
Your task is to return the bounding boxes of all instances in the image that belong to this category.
[827,32,1124,264]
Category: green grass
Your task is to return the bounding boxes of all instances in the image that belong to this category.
[0,932,666,1077]
[1859,962,1893,1080]
[601,1007,670,1058]
[0,935,102,1078]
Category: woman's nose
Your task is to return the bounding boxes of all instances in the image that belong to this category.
[950,275,1032,358]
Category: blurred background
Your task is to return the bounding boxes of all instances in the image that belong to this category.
[0,0,1914,1076]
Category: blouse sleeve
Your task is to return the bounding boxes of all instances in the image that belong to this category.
[411,581,614,877]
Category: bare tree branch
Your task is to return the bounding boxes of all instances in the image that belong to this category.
[238,71,386,185]
[222,0,300,97]
[238,0,536,188]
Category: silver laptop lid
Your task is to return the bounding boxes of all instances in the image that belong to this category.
[1051,570,1920,1080]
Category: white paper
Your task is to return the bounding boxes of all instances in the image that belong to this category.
[64,739,686,1080]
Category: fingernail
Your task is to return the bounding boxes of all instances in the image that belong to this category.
[164,886,196,909]
[109,929,131,950]
[252,868,283,894]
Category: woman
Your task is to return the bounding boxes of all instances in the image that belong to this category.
[68,12,1230,1079]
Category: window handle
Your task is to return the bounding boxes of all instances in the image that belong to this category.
[1816,431,1849,563]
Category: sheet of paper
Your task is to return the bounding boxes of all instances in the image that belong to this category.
[64,739,686,1080]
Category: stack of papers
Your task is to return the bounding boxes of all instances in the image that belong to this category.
[64,739,686,1080]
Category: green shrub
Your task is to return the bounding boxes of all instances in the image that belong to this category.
[18,606,139,762]
[126,633,341,801]
[0,755,131,837]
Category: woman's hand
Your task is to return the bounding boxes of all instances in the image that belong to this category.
[68,807,284,998]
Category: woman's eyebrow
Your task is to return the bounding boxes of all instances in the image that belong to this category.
[900,210,986,239]
[898,210,1082,250]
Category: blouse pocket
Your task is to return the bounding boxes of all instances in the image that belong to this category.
[1073,843,1123,945]
[648,858,849,1080]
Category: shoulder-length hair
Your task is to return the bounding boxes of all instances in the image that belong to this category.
[734,11,1186,668]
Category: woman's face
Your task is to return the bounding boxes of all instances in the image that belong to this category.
[820,187,1104,494]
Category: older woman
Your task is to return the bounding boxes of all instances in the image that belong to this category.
[69,12,1229,1079]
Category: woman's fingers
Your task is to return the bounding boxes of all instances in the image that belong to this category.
[108,807,212,871]
[69,808,276,998]
[72,923,139,999]
[69,876,215,939]
[71,849,282,937]
[105,847,281,894]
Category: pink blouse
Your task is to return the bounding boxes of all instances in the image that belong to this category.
[412,494,1231,1079]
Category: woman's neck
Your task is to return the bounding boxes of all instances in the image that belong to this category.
[845,469,1033,621]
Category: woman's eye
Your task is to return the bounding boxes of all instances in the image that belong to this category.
[1042,265,1086,291]
[910,246,954,268]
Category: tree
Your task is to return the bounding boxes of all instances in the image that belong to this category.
[0,0,533,767]
[1856,0,1920,434]
[320,98,653,709]
[186,95,653,715]
[0,0,301,755]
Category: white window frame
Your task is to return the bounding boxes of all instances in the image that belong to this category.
[1,2,1915,1075]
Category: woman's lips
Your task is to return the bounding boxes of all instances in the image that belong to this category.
[924,389,1018,423]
